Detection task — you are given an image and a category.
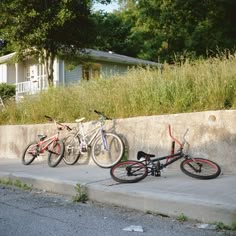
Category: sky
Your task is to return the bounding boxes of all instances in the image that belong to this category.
[93,1,120,13]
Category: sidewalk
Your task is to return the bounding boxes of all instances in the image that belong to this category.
[0,158,235,225]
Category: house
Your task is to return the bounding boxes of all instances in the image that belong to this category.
[0,49,160,100]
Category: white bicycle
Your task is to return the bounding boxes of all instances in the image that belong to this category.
[63,110,124,168]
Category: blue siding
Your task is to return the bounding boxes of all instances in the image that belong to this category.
[65,65,82,84]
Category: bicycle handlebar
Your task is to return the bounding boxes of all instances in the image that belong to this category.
[44,115,72,131]
[94,110,112,120]
[45,115,53,121]
[168,124,183,148]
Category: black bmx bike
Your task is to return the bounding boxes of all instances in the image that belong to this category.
[110,125,221,183]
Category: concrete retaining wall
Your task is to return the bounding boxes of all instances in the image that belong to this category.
[0,110,235,174]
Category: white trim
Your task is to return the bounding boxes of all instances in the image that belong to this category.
[0,52,16,64]
[62,61,65,85]
[15,63,19,101]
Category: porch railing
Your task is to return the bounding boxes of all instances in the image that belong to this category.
[16,77,49,95]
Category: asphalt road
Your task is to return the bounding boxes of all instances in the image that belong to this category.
[0,185,233,236]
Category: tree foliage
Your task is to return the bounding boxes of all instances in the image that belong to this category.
[113,0,236,62]
[93,11,142,57]
[0,83,15,101]
[0,0,236,68]
[0,0,110,85]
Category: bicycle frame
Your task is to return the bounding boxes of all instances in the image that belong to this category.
[137,125,190,175]
[36,134,59,154]
[74,116,108,151]
[33,115,68,155]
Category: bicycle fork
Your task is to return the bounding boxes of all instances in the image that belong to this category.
[185,156,202,173]
[101,130,109,151]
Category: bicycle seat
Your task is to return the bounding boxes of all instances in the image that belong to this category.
[75,117,85,123]
[37,135,47,141]
[137,151,155,160]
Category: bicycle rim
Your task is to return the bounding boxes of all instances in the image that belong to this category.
[180,157,221,179]
[48,140,65,167]
[63,134,81,165]
[92,133,124,168]
[110,161,148,183]
[22,142,38,165]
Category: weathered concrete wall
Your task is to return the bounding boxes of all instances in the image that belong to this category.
[0,110,235,174]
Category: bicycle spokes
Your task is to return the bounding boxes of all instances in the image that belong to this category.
[181,158,221,179]
[186,161,202,173]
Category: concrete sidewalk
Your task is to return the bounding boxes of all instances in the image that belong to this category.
[0,158,235,225]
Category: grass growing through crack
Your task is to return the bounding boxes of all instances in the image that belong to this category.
[72,183,88,203]
[0,178,32,191]
[176,213,188,222]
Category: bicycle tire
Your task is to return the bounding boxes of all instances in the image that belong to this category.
[91,132,124,168]
[110,160,148,183]
[63,133,81,165]
[180,157,221,180]
[48,140,65,167]
[22,141,38,165]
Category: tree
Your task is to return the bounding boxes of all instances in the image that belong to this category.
[116,0,236,62]
[93,11,142,57]
[0,0,111,86]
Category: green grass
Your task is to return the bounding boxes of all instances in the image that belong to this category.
[0,178,32,191]
[72,183,88,203]
[0,53,235,125]
[214,221,236,231]
[176,213,188,222]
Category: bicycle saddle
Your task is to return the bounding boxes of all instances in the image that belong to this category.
[37,135,47,141]
[137,151,155,160]
[75,117,85,123]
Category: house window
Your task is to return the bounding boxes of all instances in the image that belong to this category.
[37,64,46,79]
[25,64,38,82]
[25,66,31,81]
[82,63,101,81]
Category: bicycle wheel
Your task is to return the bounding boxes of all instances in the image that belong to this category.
[48,140,65,167]
[22,141,39,165]
[91,132,124,168]
[63,134,81,165]
[110,160,148,183]
[180,157,221,180]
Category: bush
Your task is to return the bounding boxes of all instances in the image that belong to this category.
[0,83,15,101]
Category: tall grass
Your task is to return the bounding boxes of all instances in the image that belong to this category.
[0,53,235,124]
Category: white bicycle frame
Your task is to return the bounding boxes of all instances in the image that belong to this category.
[74,117,108,151]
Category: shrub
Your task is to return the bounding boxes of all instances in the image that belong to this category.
[0,83,15,101]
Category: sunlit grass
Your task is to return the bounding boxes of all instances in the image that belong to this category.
[0,53,235,125]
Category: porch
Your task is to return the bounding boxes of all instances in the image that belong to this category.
[16,77,49,98]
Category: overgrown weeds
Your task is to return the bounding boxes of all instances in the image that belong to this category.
[72,183,88,203]
[0,53,235,125]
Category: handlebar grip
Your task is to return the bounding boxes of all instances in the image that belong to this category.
[94,110,112,120]
[66,125,72,131]
[45,115,53,121]
[94,110,101,115]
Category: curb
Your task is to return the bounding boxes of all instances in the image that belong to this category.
[0,172,235,225]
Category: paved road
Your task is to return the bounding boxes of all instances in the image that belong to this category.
[1,185,233,236]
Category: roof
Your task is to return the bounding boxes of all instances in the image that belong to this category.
[82,49,161,67]
[0,49,161,67]
[0,52,16,64]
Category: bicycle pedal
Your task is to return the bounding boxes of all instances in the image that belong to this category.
[155,171,161,177]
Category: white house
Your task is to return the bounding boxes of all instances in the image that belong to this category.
[0,49,160,100]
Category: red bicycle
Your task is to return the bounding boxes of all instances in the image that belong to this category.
[22,116,71,167]
[110,125,221,183]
